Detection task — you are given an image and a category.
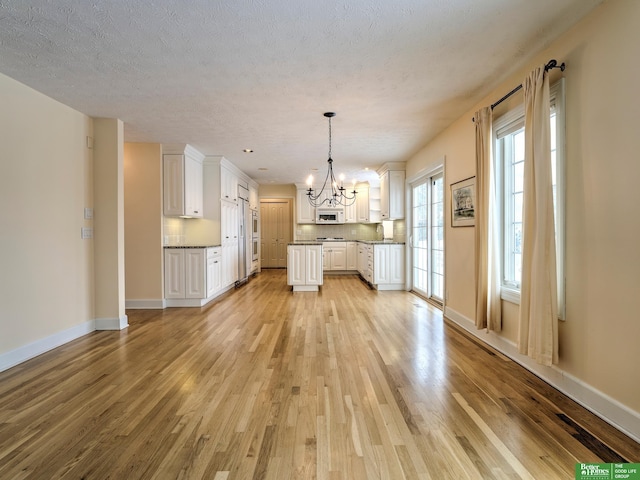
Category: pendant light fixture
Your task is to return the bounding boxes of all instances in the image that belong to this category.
[306,112,357,207]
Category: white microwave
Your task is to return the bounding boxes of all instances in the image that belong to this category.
[316,207,345,224]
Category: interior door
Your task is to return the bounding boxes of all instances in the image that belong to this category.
[260,199,292,268]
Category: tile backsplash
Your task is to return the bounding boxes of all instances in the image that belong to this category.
[295,221,406,242]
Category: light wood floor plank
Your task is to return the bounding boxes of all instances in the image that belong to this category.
[1,270,638,479]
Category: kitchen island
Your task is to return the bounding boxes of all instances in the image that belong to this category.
[287,239,406,291]
[287,242,323,291]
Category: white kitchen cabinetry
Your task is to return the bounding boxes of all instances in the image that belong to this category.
[378,163,406,220]
[344,198,357,223]
[356,184,370,223]
[221,199,239,287]
[355,183,381,223]
[164,248,186,299]
[322,242,347,271]
[163,145,205,217]
[206,247,222,298]
[165,247,222,306]
[357,243,374,284]
[249,181,259,211]
[372,244,405,290]
[288,244,323,291]
[296,185,315,224]
[347,242,358,270]
[221,165,239,203]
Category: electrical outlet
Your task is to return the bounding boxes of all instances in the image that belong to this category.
[81,227,93,239]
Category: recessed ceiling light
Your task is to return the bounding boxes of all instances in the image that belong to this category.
[243,148,253,153]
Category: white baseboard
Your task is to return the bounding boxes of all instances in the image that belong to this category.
[444,306,640,443]
[0,320,95,373]
[125,299,166,309]
[95,315,129,331]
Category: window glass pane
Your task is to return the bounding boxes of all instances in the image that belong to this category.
[514,192,523,223]
[514,130,525,161]
[514,161,524,193]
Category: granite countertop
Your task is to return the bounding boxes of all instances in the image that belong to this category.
[289,239,405,245]
[357,240,406,245]
[164,245,221,249]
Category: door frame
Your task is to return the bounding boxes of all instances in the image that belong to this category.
[405,156,446,307]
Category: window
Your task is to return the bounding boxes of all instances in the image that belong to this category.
[494,80,565,318]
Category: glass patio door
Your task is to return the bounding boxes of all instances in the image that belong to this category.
[411,172,444,303]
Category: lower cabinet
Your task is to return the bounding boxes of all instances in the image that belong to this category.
[372,244,405,290]
[164,247,223,306]
[288,244,323,291]
[323,242,347,271]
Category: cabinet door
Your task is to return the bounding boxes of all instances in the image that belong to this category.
[322,247,330,270]
[221,166,238,202]
[206,251,222,298]
[184,155,203,217]
[374,245,390,284]
[346,242,357,270]
[287,245,305,285]
[297,189,315,224]
[163,154,185,216]
[357,245,366,275]
[164,249,185,298]
[389,244,405,284]
[306,246,323,285]
[331,246,347,270]
[389,170,405,220]
[380,171,390,220]
[185,249,206,298]
[344,200,357,223]
[356,185,370,223]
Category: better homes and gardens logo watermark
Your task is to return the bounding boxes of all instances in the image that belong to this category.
[575,464,640,480]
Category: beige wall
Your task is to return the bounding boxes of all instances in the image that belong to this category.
[93,118,127,328]
[124,143,164,302]
[406,0,640,417]
[0,73,94,354]
[259,183,296,198]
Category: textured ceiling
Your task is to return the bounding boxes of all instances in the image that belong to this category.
[0,0,602,186]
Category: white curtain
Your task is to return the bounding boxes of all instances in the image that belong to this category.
[518,66,558,365]
[474,107,502,331]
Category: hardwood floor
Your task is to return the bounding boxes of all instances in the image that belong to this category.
[0,270,638,479]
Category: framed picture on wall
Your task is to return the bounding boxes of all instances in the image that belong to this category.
[451,176,475,227]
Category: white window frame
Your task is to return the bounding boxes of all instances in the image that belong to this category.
[493,79,566,320]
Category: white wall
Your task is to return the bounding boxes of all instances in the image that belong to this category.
[0,73,95,364]
[406,0,640,439]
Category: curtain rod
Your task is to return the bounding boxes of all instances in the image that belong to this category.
[472,59,565,122]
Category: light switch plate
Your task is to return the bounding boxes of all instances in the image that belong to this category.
[84,207,93,219]
[81,227,93,239]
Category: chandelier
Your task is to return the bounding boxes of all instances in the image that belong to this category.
[306,112,357,207]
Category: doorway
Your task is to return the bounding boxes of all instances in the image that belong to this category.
[410,170,444,304]
[260,199,293,268]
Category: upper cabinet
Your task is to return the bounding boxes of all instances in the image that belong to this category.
[296,184,315,224]
[220,164,239,203]
[163,144,205,218]
[355,183,381,223]
[249,180,259,211]
[378,163,406,220]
